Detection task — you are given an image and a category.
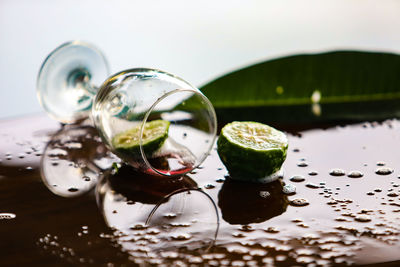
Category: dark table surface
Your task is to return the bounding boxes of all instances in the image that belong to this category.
[1,114,400,266]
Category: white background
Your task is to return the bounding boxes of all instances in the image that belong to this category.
[0,0,399,119]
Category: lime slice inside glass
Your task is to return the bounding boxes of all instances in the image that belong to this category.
[217,121,288,180]
[112,120,170,158]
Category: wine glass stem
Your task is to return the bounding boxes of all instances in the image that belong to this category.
[66,68,99,122]
[68,68,97,93]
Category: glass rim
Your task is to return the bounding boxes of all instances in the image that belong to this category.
[145,187,220,250]
[139,88,217,176]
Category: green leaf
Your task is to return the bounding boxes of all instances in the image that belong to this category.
[200,51,400,124]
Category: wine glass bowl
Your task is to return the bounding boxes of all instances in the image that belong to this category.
[92,68,217,176]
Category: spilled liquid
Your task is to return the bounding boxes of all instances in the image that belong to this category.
[1,115,400,266]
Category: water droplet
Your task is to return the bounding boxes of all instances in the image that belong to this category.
[375,167,394,175]
[248,249,267,258]
[290,198,309,207]
[126,200,135,205]
[83,176,91,181]
[374,188,382,192]
[232,232,245,238]
[329,169,345,176]
[387,192,398,197]
[146,228,160,235]
[311,90,321,103]
[355,215,371,222]
[308,171,318,176]
[169,222,191,227]
[0,213,16,220]
[275,255,288,262]
[290,175,305,182]
[366,191,375,196]
[51,162,59,166]
[297,162,308,167]
[239,225,254,232]
[204,184,215,189]
[231,260,245,267]
[306,183,319,189]
[264,227,279,233]
[216,178,225,183]
[293,148,300,152]
[259,191,270,198]
[170,233,191,241]
[347,171,363,178]
[327,200,338,205]
[163,213,177,219]
[189,257,203,264]
[227,246,250,255]
[283,184,296,195]
[208,260,219,266]
[68,188,78,192]
[130,224,147,230]
[377,161,386,166]
[296,248,314,256]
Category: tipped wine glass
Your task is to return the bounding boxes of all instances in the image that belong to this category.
[37,41,217,176]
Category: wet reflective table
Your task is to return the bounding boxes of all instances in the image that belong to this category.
[1,114,400,266]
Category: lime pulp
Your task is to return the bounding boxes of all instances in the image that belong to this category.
[112,120,170,158]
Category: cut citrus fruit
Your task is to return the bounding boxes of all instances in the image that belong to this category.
[217,121,288,180]
[112,120,170,158]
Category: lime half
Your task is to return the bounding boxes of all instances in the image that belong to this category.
[112,120,170,158]
[217,121,288,180]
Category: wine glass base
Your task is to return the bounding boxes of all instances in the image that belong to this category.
[37,41,109,123]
